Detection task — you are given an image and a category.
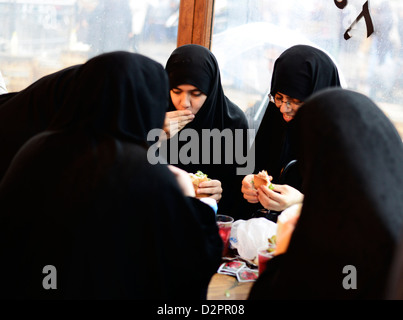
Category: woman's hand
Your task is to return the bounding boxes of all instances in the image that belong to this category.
[275,203,302,255]
[163,110,195,139]
[241,174,272,203]
[168,165,195,197]
[257,184,304,212]
[196,179,222,203]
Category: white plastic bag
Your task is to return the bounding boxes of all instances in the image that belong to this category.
[229,218,277,260]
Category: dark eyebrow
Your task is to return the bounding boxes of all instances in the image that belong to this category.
[172,87,202,93]
[290,97,302,103]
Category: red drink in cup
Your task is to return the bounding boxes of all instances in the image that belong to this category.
[257,246,275,275]
[216,215,234,256]
[218,225,231,248]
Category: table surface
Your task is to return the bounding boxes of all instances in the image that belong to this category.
[207,273,254,300]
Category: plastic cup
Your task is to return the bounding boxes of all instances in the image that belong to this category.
[216,214,234,256]
[257,246,275,275]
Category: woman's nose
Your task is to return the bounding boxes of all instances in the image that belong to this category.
[180,93,191,109]
[280,101,291,113]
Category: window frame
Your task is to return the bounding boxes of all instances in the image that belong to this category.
[177,0,215,49]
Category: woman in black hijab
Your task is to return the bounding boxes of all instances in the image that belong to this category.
[241,45,341,216]
[162,44,250,219]
[249,88,403,299]
[0,64,80,181]
[0,51,222,299]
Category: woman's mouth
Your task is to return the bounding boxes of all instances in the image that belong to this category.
[283,113,294,122]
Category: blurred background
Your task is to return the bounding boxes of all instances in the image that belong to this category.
[0,0,402,138]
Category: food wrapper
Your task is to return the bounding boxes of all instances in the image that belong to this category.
[229,217,277,260]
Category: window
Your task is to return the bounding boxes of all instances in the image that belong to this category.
[211,0,403,138]
[0,0,180,92]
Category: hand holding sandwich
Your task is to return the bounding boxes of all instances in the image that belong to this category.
[241,174,263,204]
[241,170,303,211]
[189,171,222,202]
[196,179,222,202]
[241,170,273,204]
[257,184,304,212]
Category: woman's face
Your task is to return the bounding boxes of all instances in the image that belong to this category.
[273,92,303,122]
[170,84,207,115]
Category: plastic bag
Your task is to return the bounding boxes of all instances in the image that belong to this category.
[229,217,277,260]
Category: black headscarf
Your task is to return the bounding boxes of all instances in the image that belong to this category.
[251,45,341,187]
[387,230,403,299]
[0,51,222,299]
[48,51,167,145]
[164,44,250,219]
[249,88,403,299]
[0,65,80,181]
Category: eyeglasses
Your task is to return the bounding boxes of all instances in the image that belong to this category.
[269,93,303,109]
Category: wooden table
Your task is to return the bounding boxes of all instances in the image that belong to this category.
[207,273,254,300]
